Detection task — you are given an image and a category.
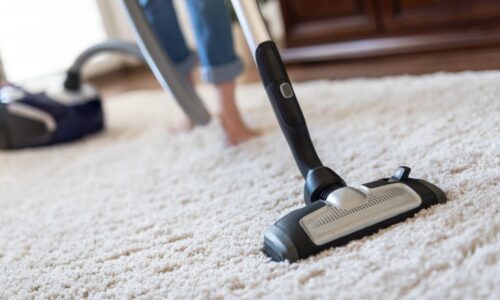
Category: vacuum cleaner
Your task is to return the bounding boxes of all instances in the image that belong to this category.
[231,0,447,262]
[1,2,211,150]
[0,79,104,149]
[0,41,140,149]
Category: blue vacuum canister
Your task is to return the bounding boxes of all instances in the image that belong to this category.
[0,81,104,149]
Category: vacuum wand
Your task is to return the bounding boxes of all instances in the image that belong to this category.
[231,0,345,199]
[256,42,323,177]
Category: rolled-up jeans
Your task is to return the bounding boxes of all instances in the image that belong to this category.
[140,0,243,84]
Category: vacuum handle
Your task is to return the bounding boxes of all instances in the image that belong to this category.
[256,42,323,177]
[231,0,323,178]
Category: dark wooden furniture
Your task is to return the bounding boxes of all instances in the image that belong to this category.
[279,0,500,62]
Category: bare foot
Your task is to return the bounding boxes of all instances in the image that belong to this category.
[213,81,259,145]
[168,118,193,133]
[220,115,259,145]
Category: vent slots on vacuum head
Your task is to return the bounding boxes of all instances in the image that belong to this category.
[300,185,422,246]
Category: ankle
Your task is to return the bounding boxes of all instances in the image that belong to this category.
[220,112,249,130]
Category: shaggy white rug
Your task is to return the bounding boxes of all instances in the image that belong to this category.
[0,71,499,299]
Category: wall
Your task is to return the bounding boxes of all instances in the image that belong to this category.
[0,55,5,83]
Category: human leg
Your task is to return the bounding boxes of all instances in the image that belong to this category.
[186,0,257,144]
[140,0,196,130]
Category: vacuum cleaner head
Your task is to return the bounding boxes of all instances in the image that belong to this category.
[263,167,446,262]
[0,82,104,149]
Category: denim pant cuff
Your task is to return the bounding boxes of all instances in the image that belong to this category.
[200,58,244,84]
[176,52,197,77]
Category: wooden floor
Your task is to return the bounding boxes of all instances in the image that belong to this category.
[90,47,500,98]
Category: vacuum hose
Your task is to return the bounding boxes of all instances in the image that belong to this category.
[63,40,144,91]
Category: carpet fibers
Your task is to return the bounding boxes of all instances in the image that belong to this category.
[0,71,499,299]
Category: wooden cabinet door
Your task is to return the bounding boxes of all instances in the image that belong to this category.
[380,0,500,33]
[279,0,380,47]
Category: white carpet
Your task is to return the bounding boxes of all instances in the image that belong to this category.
[1,71,499,299]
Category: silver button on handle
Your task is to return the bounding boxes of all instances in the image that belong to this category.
[280,82,294,99]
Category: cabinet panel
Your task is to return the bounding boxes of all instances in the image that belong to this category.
[279,0,380,47]
[381,0,500,33]
[279,0,500,62]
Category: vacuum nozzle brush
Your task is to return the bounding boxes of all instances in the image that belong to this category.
[263,167,446,262]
